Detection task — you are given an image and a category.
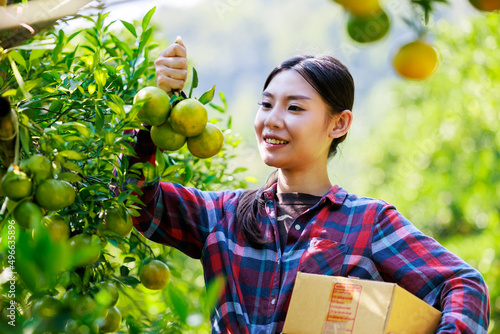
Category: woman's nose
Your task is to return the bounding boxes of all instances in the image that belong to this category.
[264,107,284,129]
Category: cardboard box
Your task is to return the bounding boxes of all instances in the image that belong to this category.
[283,272,442,334]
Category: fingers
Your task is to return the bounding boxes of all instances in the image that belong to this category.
[155,36,188,93]
[156,75,185,93]
[159,39,186,59]
[154,55,187,70]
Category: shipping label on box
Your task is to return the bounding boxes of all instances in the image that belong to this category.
[283,272,442,334]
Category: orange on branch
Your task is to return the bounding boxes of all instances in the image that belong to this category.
[346,10,390,43]
[169,98,208,137]
[1,168,32,201]
[469,0,500,11]
[134,86,171,126]
[151,120,187,151]
[187,123,224,159]
[35,179,75,211]
[393,40,438,80]
[139,259,171,290]
[102,206,133,238]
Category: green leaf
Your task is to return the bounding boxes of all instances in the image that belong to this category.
[108,101,126,120]
[58,172,82,183]
[94,68,108,87]
[123,257,136,263]
[8,55,31,99]
[9,50,27,69]
[233,167,247,174]
[120,265,130,277]
[121,20,137,38]
[204,275,225,312]
[118,189,132,204]
[19,125,31,155]
[167,283,189,323]
[199,85,216,105]
[29,49,47,63]
[142,162,156,182]
[209,103,225,113]
[58,150,87,160]
[88,83,96,95]
[121,276,141,286]
[219,91,227,110]
[142,7,156,31]
[138,27,154,54]
[189,67,199,98]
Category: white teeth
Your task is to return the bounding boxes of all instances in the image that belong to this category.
[265,138,288,144]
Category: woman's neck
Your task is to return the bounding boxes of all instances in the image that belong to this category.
[276,168,332,196]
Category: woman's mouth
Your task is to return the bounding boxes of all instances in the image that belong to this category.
[264,137,289,145]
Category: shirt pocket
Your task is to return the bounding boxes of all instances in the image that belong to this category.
[298,238,350,277]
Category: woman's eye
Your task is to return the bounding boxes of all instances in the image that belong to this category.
[289,105,303,111]
[258,102,272,109]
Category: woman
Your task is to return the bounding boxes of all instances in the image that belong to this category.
[127,37,490,333]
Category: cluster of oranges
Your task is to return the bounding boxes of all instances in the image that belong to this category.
[134,86,224,159]
[0,155,75,229]
[332,0,438,80]
[333,0,499,80]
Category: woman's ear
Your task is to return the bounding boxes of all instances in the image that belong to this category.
[328,110,353,139]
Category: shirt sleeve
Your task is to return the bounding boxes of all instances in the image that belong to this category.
[371,203,490,334]
[124,128,233,259]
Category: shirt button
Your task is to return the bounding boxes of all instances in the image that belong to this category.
[271,298,276,305]
[294,224,301,231]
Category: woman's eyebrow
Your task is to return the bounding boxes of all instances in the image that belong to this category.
[262,91,311,101]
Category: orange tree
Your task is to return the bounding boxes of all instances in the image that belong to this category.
[0,8,249,333]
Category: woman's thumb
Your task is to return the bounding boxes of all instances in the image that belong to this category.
[175,35,185,48]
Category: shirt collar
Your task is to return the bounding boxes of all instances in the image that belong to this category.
[261,183,348,206]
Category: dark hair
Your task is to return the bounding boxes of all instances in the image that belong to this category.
[237,55,355,245]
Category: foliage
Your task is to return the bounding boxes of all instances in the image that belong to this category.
[0,8,249,333]
[362,14,499,332]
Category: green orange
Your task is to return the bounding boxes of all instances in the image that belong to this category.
[1,168,32,201]
[95,281,119,308]
[98,306,122,333]
[13,201,43,229]
[169,98,208,137]
[139,259,171,290]
[187,123,224,159]
[151,120,186,151]
[68,234,102,267]
[346,10,390,43]
[43,216,70,241]
[35,179,75,211]
[134,86,171,126]
[31,295,63,319]
[20,154,52,184]
[102,206,133,238]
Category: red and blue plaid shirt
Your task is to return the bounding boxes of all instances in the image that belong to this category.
[127,129,489,333]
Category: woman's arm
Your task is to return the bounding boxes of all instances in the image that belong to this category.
[124,128,233,259]
[119,37,229,258]
[371,204,490,333]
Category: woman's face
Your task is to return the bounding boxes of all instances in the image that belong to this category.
[254,69,338,172]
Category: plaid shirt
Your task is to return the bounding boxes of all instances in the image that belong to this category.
[128,129,489,334]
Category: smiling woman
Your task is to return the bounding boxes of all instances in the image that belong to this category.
[125,39,490,333]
